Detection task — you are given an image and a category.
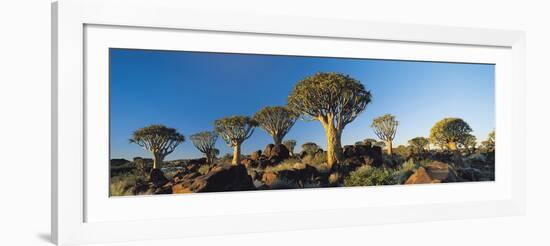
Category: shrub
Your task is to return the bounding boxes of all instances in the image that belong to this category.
[344,166,397,186]
[265,158,301,173]
[109,174,138,196]
[198,165,211,175]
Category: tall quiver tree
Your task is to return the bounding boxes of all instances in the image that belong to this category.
[190,131,218,165]
[214,116,258,165]
[129,124,185,169]
[371,114,398,155]
[288,72,371,168]
[253,106,298,145]
[430,118,472,166]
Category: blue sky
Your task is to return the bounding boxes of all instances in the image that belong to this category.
[110,48,495,160]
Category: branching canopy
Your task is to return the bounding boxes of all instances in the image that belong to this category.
[190,131,218,162]
[214,116,258,147]
[253,106,298,144]
[287,72,371,131]
[371,114,398,141]
[481,129,495,151]
[408,137,429,152]
[429,118,472,148]
[129,124,185,159]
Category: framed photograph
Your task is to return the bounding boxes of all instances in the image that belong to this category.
[52,0,525,245]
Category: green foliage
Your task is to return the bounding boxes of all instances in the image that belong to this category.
[288,72,371,131]
[394,145,413,159]
[344,166,398,186]
[214,116,258,146]
[253,106,298,144]
[408,137,430,153]
[198,165,211,175]
[371,114,398,141]
[481,129,495,152]
[429,118,472,149]
[129,125,185,167]
[265,158,301,173]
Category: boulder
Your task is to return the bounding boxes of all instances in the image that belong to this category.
[250,150,262,161]
[190,164,255,193]
[405,161,458,184]
[261,171,278,186]
[457,167,482,181]
[405,167,437,184]
[149,168,169,188]
[264,144,275,158]
[269,144,290,160]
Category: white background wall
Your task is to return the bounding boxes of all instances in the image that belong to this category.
[0,0,548,245]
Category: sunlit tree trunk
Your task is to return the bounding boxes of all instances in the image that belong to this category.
[273,134,283,146]
[152,153,163,169]
[324,120,343,169]
[232,143,241,165]
[386,140,393,155]
[448,141,463,167]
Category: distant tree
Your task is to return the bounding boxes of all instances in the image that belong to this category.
[481,129,495,152]
[133,157,147,178]
[460,134,477,154]
[210,148,220,160]
[190,131,218,165]
[214,116,258,165]
[363,138,378,147]
[355,141,365,146]
[288,72,372,168]
[395,145,412,159]
[301,142,319,156]
[253,106,298,145]
[408,137,430,153]
[430,118,472,166]
[371,114,399,155]
[129,124,185,169]
[283,139,297,156]
[375,141,386,148]
[429,118,472,151]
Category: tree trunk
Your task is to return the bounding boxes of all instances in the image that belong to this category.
[152,153,163,169]
[273,135,282,146]
[386,140,393,155]
[324,125,343,169]
[232,144,241,165]
[448,141,463,167]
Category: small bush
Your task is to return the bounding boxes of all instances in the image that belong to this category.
[198,165,211,175]
[344,166,397,186]
[265,158,301,173]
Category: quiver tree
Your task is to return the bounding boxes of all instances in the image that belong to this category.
[253,106,298,145]
[190,131,218,165]
[288,72,371,168]
[283,139,297,156]
[129,124,185,169]
[429,118,473,151]
[460,134,477,154]
[481,129,495,152]
[371,114,398,155]
[408,137,430,153]
[430,118,472,166]
[214,116,258,165]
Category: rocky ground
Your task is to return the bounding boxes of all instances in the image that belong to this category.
[110,143,495,196]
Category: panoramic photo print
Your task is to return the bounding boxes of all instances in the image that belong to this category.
[109,48,496,196]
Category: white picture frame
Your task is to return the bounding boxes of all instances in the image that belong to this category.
[52,0,526,245]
